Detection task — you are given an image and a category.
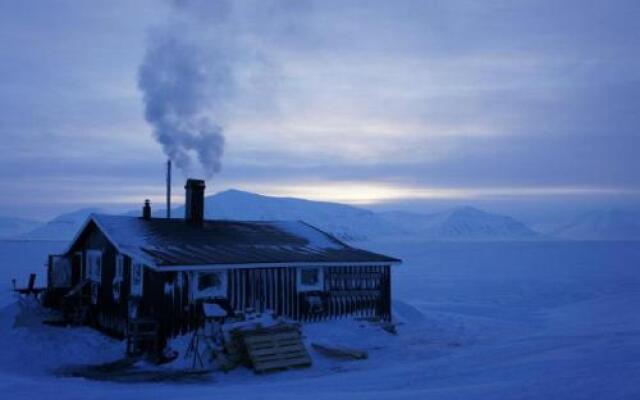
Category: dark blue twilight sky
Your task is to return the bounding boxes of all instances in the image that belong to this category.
[0,0,638,221]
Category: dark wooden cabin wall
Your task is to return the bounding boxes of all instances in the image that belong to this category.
[225,266,392,323]
[321,265,391,322]
[86,226,130,337]
[52,222,133,337]
[152,265,392,345]
[227,267,299,320]
[151,270,195,342]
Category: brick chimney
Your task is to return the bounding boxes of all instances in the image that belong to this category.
[184,179,205,225]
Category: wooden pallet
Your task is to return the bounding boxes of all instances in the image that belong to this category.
[241,327,312,373]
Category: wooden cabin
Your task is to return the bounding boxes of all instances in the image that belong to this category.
[46,179,401,347]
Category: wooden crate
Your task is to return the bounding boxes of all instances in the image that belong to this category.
[241,328,311,373]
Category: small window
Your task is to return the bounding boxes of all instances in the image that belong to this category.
[297,267,324,292]
[131,262,144,296]
[198,272,221,291]
[115,255,124,280]
[51,256,71,288]
[86,251,102,282]
[113,254,124,301]
[301,268,319,286]
[194,271,227,299]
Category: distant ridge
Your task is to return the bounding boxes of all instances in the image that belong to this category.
[174,189,402,241]
[18,189,541,242]
[379,206,538,241]
[551,209,640,240]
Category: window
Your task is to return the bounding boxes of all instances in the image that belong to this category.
[113,254,124,301]
[86,250,102,282]
[131,262,144,296]
[297,267,324,292]
[51,256,71,288]
[115,255,124,280]
[194,271,227,299]
[301,268,319,285]
[198,272,221,291]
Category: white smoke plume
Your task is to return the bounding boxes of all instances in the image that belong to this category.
[138,0,308,178]
[138,29,227,177]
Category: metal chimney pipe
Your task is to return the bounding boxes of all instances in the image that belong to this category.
[166,159,171,219]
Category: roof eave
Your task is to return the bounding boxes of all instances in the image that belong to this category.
[154,259,401,272]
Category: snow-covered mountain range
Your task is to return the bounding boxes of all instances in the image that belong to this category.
[379,206,538,240]
[551,209,640,240]
[13,190,536,242]
[8,189,639,242]
[174,189,402,241]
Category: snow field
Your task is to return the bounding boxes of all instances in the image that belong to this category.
[0,239,638,399]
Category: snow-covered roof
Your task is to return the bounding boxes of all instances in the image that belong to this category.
[67,214,400,270]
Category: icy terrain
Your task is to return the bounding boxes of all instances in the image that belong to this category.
[0,239,639,399]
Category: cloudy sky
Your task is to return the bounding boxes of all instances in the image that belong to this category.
[1,0,639,221]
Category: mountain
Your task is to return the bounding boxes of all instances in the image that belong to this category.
[20,190,539,242]
[0,217,43,239]
[174,189,402,241]
[173,190,536,241]
[379,206,539,241]
[551,209,640,240]
[20,208,104,240]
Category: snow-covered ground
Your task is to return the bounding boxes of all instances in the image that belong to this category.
[0,239,639,399]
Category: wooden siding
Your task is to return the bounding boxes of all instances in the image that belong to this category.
[47,221,132,338]
[227,268,299,319]
[146,265,392,344]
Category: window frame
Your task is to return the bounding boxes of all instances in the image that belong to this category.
[297,267,324,292]
[301,268,319,286]
[113,254,124,301]
[130,261,144,297]
[115,254,124,280]
[51,255,71,288]
[86,250,102,282]
[193,270,227,299]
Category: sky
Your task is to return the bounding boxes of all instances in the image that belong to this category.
[0,0,639,221]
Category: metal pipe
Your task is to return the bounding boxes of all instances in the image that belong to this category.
[166,159,172,219]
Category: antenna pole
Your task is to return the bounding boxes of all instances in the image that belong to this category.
[166,159,172,219]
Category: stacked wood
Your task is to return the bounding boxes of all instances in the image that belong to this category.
[223,322,311,373]
[241,325,311,373]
